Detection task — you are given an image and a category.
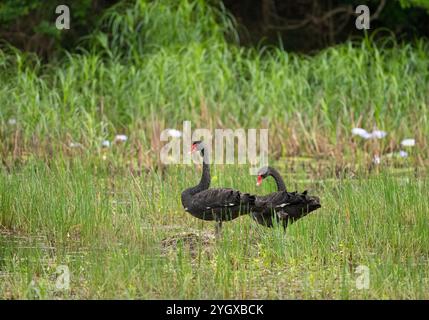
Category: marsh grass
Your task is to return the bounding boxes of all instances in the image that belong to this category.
[1,0,429,299]
[0,161,428,299]
[1,2,429,166]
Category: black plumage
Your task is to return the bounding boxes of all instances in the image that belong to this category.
[184,188,255,221]
[181,141,255,234]
[252,166,321,230]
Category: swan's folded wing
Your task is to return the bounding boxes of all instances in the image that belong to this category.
[255,191,288,208]
[191,188,250,210]
[255,191,306,209]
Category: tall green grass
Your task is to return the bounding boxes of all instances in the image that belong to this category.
[2,39,428,135]
[0,0,428,161]
[0,163,428,299]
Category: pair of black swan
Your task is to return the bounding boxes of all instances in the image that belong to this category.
[181,141,321,234]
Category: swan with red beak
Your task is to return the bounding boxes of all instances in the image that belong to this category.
[252,166,321,230]
[181,141,256,236]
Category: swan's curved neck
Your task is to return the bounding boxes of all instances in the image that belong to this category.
[269,168,286,191]
[187,148,211,195]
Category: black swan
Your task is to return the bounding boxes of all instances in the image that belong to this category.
[252,166,321,230]
[181,141,256,235]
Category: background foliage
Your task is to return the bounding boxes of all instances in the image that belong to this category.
[0,0,428,57]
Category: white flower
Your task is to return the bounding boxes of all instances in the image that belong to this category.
[8,118,17,125]
[166,129,182,138]
[398,150,408,158]
[114,134,128,142]
[352,128,368,137]
[371,130,387,139]
[361,132,373,139]
[351,128,374,139]
[101,140,110,148]
[69,142,83,148]
[401,139,415,147]
[372,155,381,165]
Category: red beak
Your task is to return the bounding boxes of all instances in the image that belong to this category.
[256,175,263,186]
[189,144,197,154]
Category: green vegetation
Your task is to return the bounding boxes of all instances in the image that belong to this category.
[0,0,428,299]
[1,29,428,162]
[400,0,429,10]
[0,163,428,299]
[1,0,429,56]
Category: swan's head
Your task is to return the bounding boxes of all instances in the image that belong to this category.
[190,141,205,156]
[256,166,276,186]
